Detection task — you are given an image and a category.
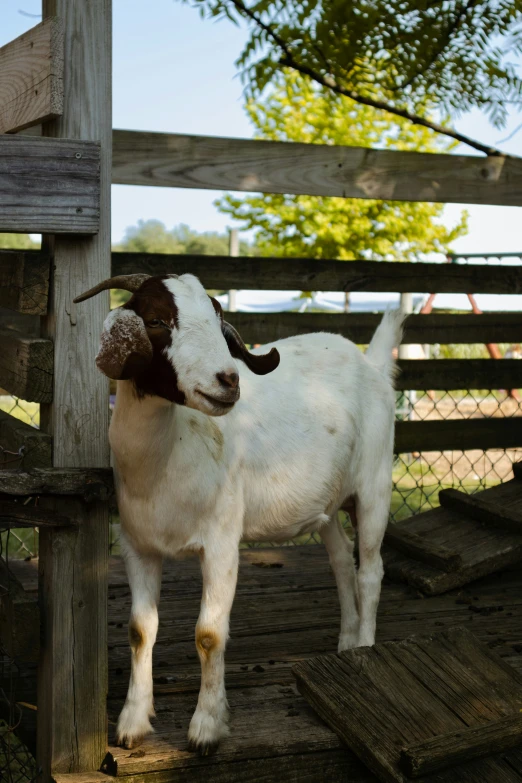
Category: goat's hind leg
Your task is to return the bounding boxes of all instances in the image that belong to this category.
[356,483,390,647]
[321,513,359,651]
[116,537,162,749]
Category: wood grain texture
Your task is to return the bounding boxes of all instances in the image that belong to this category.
[112,129,522,207]
[0,135,100,234]
[0,251,50,315]
[9,547,522,782]
[37,0,112,777]
[226,311,522,346]
[394,417,522,453]
[383,525,462,572]
[112,253,522,295]
[0,329,53,402]
[0,467,113,500]
[0,555,39,663]
[0,17,63,134]
[439,488,522,534]
[400,714,522,778]
[0,409,51,469]
[383,479,522,594]
[293,627,522,783]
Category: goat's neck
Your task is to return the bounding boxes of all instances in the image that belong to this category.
[110,381,178,480]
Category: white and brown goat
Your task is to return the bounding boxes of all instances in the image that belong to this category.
[74,272,403,755]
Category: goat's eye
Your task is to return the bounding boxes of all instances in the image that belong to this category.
[147,319,162,328]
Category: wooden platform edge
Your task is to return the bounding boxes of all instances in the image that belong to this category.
[384,525,462,572]
[0,554,39,662]
[439,487,522,534]
[0,499,74,529]
[400,713,522,778]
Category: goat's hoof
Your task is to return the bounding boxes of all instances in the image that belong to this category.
[187,737,220,756]
[187,709,229,755]
[116,704,154,749]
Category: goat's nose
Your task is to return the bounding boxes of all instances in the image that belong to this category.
[217,371,239,389]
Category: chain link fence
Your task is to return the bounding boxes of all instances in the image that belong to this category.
[0,530,38,783]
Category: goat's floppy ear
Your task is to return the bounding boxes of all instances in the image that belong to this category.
[221,320,280,375]
[96,308,153,380]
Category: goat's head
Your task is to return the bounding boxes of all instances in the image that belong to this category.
[73,273,280,415]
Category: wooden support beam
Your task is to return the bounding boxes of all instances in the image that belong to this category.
[397,359,522,391]
[0,468,113,501]
[400,714,522,779]
[37,0,112,777]
[0,500,73,529]
[112,253,522,295]
[0,330,53,403]
[439,488,522,534]
[0,135,100,234]
[384,525,462,572]
[0,555,39,663]
[112,129,522,206]
[0,17,63,134]
[226,311,522,346]
[0,410,51,469]
[395,417,522,453]
[0,251,50,315]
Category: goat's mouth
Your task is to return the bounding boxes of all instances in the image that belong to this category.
[196,390,239,411]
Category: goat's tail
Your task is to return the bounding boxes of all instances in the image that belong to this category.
[365,310,405,386]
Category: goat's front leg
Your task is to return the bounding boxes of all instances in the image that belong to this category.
[188,544,239,755]
[116,537,162,749]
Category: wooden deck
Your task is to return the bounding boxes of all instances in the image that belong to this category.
[10,545,522,782]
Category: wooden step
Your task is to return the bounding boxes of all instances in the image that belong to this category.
[0,467,114,501]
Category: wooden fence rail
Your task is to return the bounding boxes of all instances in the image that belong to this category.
[112,129,522,207]
[112,253,522,294]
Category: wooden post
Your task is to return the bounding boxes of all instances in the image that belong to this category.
[227,228,239,313]
[37,0,112,778]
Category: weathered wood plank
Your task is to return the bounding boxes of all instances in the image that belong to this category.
[0,468,113,500]
[439,488,522,534]
[0,307,40,337]
[394,418,522,453]
[0,17,63,134]
[293,627,522,783]
[0,554,39,662]
[112,130,522,207]
[112,253,522,295]
[226,311,522,346]
[0,135,100,234]
[0,499,73,529]
[384,524,462,572]
[37,0,112,778]
[400,714,522,778]
[0,251,50,315]
[397,359,522,391]
[0,330,53,402]
[0,409,51,469]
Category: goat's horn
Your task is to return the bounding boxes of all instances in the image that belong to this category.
[73,274,150,303]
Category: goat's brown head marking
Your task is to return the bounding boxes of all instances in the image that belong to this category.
[74,273,280,415]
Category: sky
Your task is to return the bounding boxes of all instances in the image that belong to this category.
[2,0,522,255]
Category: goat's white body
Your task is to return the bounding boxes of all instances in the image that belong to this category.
[112,332,394,554]
[108,289,401,752]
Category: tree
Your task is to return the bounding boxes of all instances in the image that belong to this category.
[115,220,255,256]
[216,75,468,260]
[0,233,38,250]
[185,0,522,155]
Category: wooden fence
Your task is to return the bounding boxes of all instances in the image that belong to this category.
[0,2,521,780]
